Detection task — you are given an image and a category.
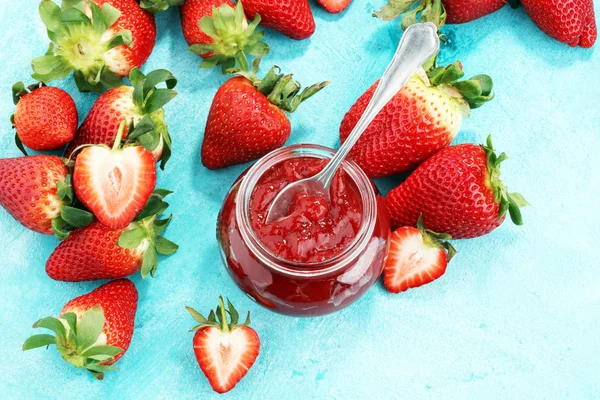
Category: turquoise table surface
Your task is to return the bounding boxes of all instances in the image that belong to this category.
[1,1,599,399]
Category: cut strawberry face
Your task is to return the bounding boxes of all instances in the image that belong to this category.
[74,121,156,229]
[383,219,456,293]
[187,297,260,394]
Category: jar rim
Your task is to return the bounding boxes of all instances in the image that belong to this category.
[235,144,377,278]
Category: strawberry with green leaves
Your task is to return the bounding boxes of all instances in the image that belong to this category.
[46,190,178,281]
[0,155,94,237]
[183,1,269,72]
[340,60,493,178]
[73,120,157,229]
[33,0,156,92]
[23,279,138,380]
[202,59,329,169]
[66,68,177,169]
[11,82,77,153]
[186,297,260,394]
[384,216,456,293]
[386,136,528,238]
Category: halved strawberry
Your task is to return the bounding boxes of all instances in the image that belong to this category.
[73,120,156,229]
[383,217,456,293]
[317,0,352,13]
[186,297,260,394]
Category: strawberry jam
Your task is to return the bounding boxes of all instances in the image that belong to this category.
[249,157,363,264]
[217,145,391,316]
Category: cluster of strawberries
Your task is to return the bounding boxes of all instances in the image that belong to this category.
[375,0,596,48]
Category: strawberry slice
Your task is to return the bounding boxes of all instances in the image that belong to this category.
[383,217,456,293]
[317,0,351,13]
[73,120,156,229]
[186,297,260,394]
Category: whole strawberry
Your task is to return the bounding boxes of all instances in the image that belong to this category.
[32,0,156,92]
[374,0,506,25]
[0,155,93,236]
[23,279,138,380]
[386,136,528,238]
[201,60,329,169]
[186,297,260,394]
[340,61,493,178]
[521,0,597,48]
[184,1,269,72]
[46,190,178,281]
[11,83,77,152]
[66,68,177,169]
[74,120,157,229]
[243,0,315,40]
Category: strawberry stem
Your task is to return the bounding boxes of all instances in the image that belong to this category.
[112,120,127,151]
[218,296,229,333]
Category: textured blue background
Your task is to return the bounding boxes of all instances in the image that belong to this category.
[1,1,599,399]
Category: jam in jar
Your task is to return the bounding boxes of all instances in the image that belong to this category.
[217,145,391,316]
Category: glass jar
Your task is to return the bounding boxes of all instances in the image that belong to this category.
[217,144,391,317]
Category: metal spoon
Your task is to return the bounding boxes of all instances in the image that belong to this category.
[266,22,440,224]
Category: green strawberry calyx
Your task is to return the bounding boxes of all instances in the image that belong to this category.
[483,135,529,225]
[23,306,123,380]
[190,1,270,74]
[417,215,456,261]
[373,0,446,30]
[10,81,48,156]
[126,68,178,169]
[231,57,330,113]
[425,60,494,110]
[139,0,184,13]
[186,296,251,333]
[117,189,179,278]
[33,0,132,92]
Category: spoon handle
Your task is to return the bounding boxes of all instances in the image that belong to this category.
[319,22,440,188]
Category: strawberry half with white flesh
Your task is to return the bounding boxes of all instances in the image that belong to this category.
[186,297,260,394]
[73,120,156,229]
[33,0,156,92]
[384,217,456,293]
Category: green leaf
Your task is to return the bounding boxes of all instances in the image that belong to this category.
[185,306,208,324]
[141,243,158,278]
[153,215,173,236]
[155,236,178,255]
[31,55,73,82]
[34,316,66,337]
[56,176,73,203]
[52,217,71,241]
[135,193,166,221]
[76,306,105,352]
[23,334,56,350]
[39,0,62,32]
[60,7,90,24]
[62,0,86,12]
[509,192,529,208]
[61,206,95,228]
[73,70,104,93]
[14,133,28,156]
[199,16,217,39]
[117,226,148,249]
[508,201,523,226]
[127,115,156,141]
[12,81,26,105]
[227,298,239,325]
[99,3,121,27]
[80,344,122,358]
[373,0,418,20]
[143,69,177,98]
[136,130,161,152]
[144,89,177,114]
[106,30,132,49]
[61,313,78,335]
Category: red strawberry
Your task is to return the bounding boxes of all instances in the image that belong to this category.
[386,136,528,238]
[46,190,178,281]
[74,120,157,229]
[384,218,456,293]
[32,0,156,92]
[0,155,93,236]
[186,297,260,394]
[201,61,329,169]
[11,83,77,152]
[521,0,596,48]
[317,0,352,13]
[243,0,315,40]
[66,68,177,169]
[340,61,493,178]
[374,0,505,25]
[183,1,269,71]
[23,279,138,380]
